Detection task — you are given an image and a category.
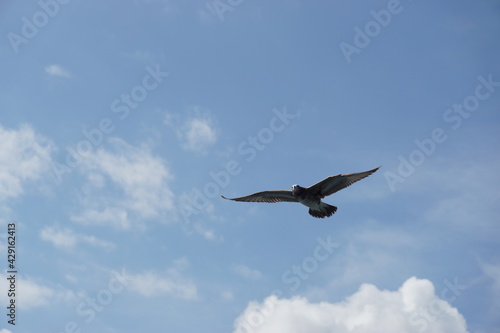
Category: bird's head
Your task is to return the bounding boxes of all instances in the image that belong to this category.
[291,184,302,195]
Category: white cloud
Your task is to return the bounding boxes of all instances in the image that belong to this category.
[72,206,130,229]
[0,123,54,202]
[233,264,263,280]
[16,279,55,308]
[0,274,77,310]
[0,329,13,333]
[181,117,217,152]
[80,234,116,249]
[70,138,175,229]
[193,222,224,242]
[164,109,217,153]
[40,225,115,250]
[45,64,71,78]
[40,226,77,249]
[125,271,197,300]
[163,111,180,127]
[118,258,197,300]
[233,277,468,333]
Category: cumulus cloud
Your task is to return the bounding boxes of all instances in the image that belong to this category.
[233,277,468,333]
[118,258,197,300]
[70,138,175,229]
[45,64,71,78]
[40,225,115,250]
[0,123,54,202]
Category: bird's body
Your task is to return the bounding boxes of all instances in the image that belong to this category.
[291,184,338,218]
[221,167,379,218]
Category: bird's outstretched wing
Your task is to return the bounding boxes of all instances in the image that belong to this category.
[306,167,379,198]
[221,190,298,203]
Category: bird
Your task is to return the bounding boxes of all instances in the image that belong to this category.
[221,167,379,218]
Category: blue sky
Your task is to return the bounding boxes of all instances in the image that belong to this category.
[1,0,499,332]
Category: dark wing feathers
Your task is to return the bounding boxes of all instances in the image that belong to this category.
[221,190,298,203]
[306,167,379,199]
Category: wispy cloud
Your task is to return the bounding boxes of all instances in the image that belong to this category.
[40,225,115,251]
[193,222,224,242]
[478,260,500,316]
[118,258,197,300]
[45,64,71,78]
[164,107,218,154]
[418,159,500,237]
[298,223,423,304]
[233,264,262,280]
[480,261,500,294]
[70,138,175,229]
[0,273,78,310]
[221,290,234,300]
[181,117,217,152]
[0,124,54,203]
[71,206,130,230]
[125,271,197,300]
[124,49,166,65]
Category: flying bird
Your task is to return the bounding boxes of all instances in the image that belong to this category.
[221,167,379,218]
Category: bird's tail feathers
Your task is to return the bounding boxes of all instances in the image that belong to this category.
[308,202,337,218]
